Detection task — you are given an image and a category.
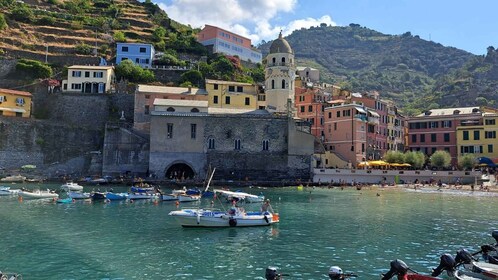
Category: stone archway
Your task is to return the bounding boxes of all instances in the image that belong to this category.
[165,162,195,180]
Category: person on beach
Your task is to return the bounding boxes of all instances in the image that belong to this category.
[261,199,274,214]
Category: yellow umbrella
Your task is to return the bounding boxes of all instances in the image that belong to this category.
[368,160,389,166]
[400,163,411,167]
[357,161,370,167]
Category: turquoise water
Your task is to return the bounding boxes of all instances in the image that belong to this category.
[0,184,497,279]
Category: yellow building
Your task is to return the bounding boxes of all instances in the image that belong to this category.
[456,110,498,162]
[205,79,258,109]
[62,65,115,94]
[0,88,32,118]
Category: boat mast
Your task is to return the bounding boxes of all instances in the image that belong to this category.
[203,167,216,193]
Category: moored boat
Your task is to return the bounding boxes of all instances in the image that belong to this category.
[68,191,91,199]
[177,194,200,202]
[105,192,128,201]
[90,191,106,200]
[18,189,58,200]
[0,175,26,182]
[56,197,74,204]
[60,182,84,192]
[128,192,158,200]
[161,193,178,201]
[168,208,279,227]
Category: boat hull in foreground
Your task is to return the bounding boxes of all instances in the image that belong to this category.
[168,209,279,227]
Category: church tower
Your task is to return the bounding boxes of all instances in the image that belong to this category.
[265,32,296,115]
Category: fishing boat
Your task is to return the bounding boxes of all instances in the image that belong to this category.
[60,182,84,192]
[265,265,357,280]
[18,189,58,200]
[105,192,128,201]
[130,186,155,193]
[68,191,91,199]
[168,207,279,227]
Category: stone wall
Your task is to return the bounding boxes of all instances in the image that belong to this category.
[0,59,17,79]
[2,50,100,67]
[151,69,185,85]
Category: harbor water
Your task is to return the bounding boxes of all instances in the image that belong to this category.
[0,183,497,279]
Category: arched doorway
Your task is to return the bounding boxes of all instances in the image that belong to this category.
[165,163,195,180]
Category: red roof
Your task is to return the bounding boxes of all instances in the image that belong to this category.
[0,88,32,97]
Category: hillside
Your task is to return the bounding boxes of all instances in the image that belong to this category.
[259,24,476,110]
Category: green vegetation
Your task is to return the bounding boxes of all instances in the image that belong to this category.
[458,154,475,170]
[404,151,425,169]
[75,43,93,55]
[15,59,53,79]
[115,60,155,83]
[0,13,6,30]
[113,31,126,42]
[429,150,452,170]
[383,151,405,164]
[10,4,34,23]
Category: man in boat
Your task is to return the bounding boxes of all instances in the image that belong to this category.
[261,199,274,214]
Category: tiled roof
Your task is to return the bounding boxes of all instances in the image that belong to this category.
[153,99,208,107]
[205,79,254,86]
[0,88,32,97]
[137,84,207,95]
[68,65,114,70]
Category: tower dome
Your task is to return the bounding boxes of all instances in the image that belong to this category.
[269,32,293,54]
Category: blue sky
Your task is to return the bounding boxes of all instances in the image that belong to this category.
[155,0,497,55]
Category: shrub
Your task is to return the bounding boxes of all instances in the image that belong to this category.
[458,154,475,170]
[36,15,56,26]
[75,43,93,55]
[15,59,52,79]
[115,60,155,83]
[430,150,452,170]
[113,31,126,42]
[10,5,34,23]
[0,13,6,30]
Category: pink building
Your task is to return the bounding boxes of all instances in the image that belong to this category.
[197,25,262,63]
[295,86,329,139]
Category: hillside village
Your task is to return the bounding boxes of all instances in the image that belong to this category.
[0,0,497,184]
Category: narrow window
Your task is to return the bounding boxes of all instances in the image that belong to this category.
[191,124,196,139]
[234,139,241,150]
[85,71,90,78]
[262,140,269,151]
[473,130,480,140]
[214,84,219,90]
[463,131,469,140]
[144,105,149,115]
[431,134,437,142]
[271,80,275,89]
[208,138,215,149]
[281,79,286,89]
[213,96,218,104]
[167,123,173,139]
[444,133,450,142]
[225,96,230,104]
[245,97,250,106]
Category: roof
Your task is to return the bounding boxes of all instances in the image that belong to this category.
[68,65,114,70]
[205,79,254,86]
[137,85,207,95]
[0,88,32,97]
[416,107,483,117]
[368,110,380,117]
[296,66,318,71]
[202,24,251,41]
[208,108,270,115]
[269,32,293,54]
[153,99,208,107]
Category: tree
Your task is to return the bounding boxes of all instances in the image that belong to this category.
[152,27,166,42]
[0,13,6,30]
[113,31,126,42]
[458,154,475,171]
[15,59,52,79]
[115,60,155,83]
[404,151,425,169]
[180,70,203,87]
[429,150,451,170]
[384,151,405,164]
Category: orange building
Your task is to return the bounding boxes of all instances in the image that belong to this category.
[0,88,32,118]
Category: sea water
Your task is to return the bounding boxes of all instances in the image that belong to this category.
[0,184,496,279]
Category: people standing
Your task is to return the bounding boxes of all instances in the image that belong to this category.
[261,199,274,214]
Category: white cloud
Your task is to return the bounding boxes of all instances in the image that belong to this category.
[156,0,336,43]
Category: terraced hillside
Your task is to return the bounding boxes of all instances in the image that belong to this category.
[0,0,176,65]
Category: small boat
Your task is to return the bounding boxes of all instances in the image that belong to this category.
[0,271,22,280]
[215,189,264,203]
[68,191,91,199]
[90,191,106,200]
[265,265,357,280]
[161,193,178,201]
[56,197,73,204]
[130,186,155,193]
[18,189,58,200]
[177,194,201,202]
[128,192,158,200]
[168,208,279,227]
[0,186,19,196]
[0,175,26,182]
[60,182,84,192]
[186,188,201,195]
[105,192,128,201]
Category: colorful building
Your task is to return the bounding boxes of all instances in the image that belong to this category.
[116,43,155,68]
[456,110,498,164]
[294,85,331,139]
[197,25,262,63]
[0,88,32,118]
[205,79,259,110]
[134,84,208,133]
[62,65,115,94]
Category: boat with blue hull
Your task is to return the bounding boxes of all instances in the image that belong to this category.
[105,193,128,201]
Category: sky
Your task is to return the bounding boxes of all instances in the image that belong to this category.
[153,0,498,55]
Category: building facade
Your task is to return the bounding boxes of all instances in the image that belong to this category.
[116,43,155,68]
[197,25,262,63]
[456,110,498,163]
[0,88,32,118]
[205,79,259,110]
[265,32,296,114]
[62,65,115,94]
[296,66,320,83]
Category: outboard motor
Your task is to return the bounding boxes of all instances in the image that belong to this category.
[481,244,498,264]
[381,259,409,280]
[329,266,343,280]
[431,253,456,277]
[265,266,281,280]
[455,249,474,265]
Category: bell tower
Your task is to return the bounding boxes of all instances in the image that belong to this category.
[264,32,296,115]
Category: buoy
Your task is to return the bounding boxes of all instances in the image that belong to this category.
[18,195,23,202]
[175,201,180,207]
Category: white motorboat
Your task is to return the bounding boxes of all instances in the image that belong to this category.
[18,189,58,200]
[0,175,26,182]
[161,193,178,201]
[215,189,264,203]
[0,187,20,196]
[169,208,279,227]
[177,194,201,202]
[68,191,91,199]
[60,182,84,192]
[128,192,158,200]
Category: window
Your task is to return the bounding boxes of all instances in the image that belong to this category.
[463,131,469,140]
[300,106,305,113]
[145,95,150,99]
[98,83,105,93]
[144,105,149,115]
[71,84,82,90]
[135,58,140,63]
[167,107,175,112]
[72,71,81,77]
[234,139,241,150]
[145,59,149,64]
[334,123,337,130]
[191,108,199,113]
[429,121,438,128]
[140,47,146,53]
[237,86,243,93]
[308,105,313,112]
[85,71,90,78]
[214,84,218,90]
[208,138,215,149]
[15,97,25,106]
[432,147,436,154]
[245,97,250,106]
[442,120,452,128]
[281,79,286,89]
[444,133,450,142]
[262,140,269,151]
[122,46,128,52]
[228,86,235,92]
[336,111,340,118]
[167,123,173,138]
[271,80,275,89]
[281,57,285,63]
[93,72,103,78]
[225,96,231,104]
[272,57,276,64]
[485,131,496,139]
[489,144,494,153]
[258,95,265,101]
[420,134,425,143]
[0,96,5,103]
[213,96,219,104]
[191,124,196,139]
[473,130,480,140]
[485,119,496,125]
[328,112,331,118]
[431,134,437,142]
[411,134,417,143]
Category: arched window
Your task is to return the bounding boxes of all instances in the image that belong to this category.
[281,79,286,89]
[167,107,175,112]
[262,140,269,151]
[281,57,285,63]
[271,80,275,89]
[234,139,241,150]
[191,108,199,112]
[208,138,215,149]
[272,57,276,64]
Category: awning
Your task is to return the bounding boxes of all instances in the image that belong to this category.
[0,107,26,113]
[355,107,366,114]
[368,110,380,117]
